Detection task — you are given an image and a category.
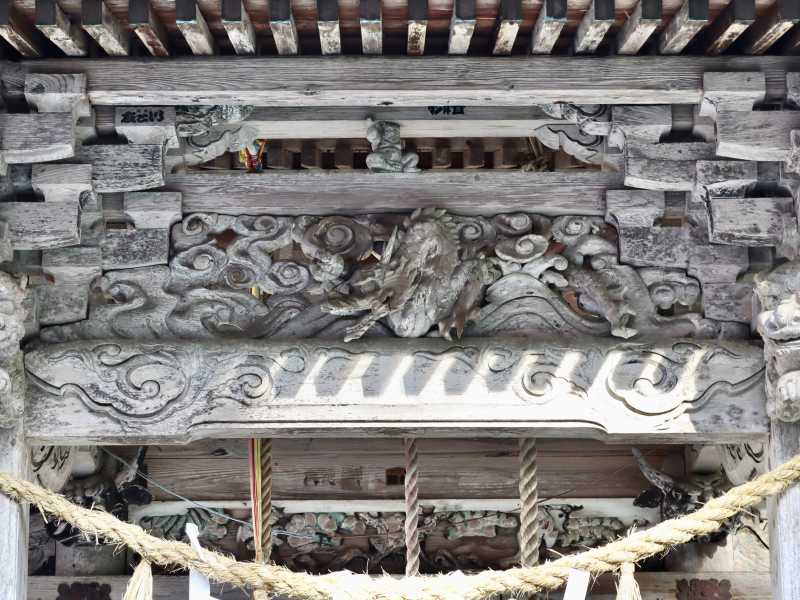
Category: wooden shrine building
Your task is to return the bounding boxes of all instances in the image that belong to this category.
[0,0,800,598]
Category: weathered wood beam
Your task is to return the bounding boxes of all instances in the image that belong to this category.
[574,0,614,53]
[740,0,800,54]
[175,0,215,55]
[616,0,661,54]
[659,0,709,54]
[81,0,129,56]
[0,0,42,57]
[407,0,427,55]
[27,573,773,600]
[35,0,87,56]
[701,0,755,55]
[715,109,800,161]
[530,0,566,54]
[128,0,169,57]
[167,170,620,215]
[222,0,256,55]
[448,0,475,54]
[317,0,341,55]
[23,336,769,443]
[360,0,381,54]
[269,0,299,55]
[21,56,800,106]
[0,112,75,163]
[769,419,800,600]
[492,0,521,55]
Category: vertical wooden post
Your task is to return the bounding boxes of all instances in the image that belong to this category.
[769,419,800,600]
[0,274,29,600]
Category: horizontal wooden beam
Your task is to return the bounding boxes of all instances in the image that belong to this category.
[24,336,767,444]
[166,170,621,216]
[17,56,800,106]
[28,573,772,600]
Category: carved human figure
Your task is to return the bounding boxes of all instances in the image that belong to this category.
[755,261,800,421]
[365,119,420,173]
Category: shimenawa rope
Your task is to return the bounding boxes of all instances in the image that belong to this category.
[3,452,800,600]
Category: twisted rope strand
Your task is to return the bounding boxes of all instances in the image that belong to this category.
[404,437,421,577]
[3,452,800,600]
[517,438,540,568]
[260,438,273,560]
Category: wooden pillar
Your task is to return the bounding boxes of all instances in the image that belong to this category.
[0,274,29,600]
[769,419,800,600]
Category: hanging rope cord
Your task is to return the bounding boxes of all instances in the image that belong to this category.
[404,437,421,577]
[3,451,799,600]
[517,438,541,568]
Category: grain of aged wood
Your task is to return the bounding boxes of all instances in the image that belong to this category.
[175,0,214,55]
[574,0,614,53]
[769,419,800,600]
[81,0,129,56]
[23,336,768,444]
[492,0,521,54]
[35,0,86,55]
[659,0,709,54]
[701,0,755,54]
[616,0,661,54]
[715,110,800,161]
[448,0,475,54]
[128,0,169,56]
[530,0,566,53]
[0,112,75,163]
[167,170,621,215]
[20,56,800,106]
[75,144,165,192]
[359,0,381,54]
[407,0,427,54]
[740,0,800,54]
[0,0,42,57]
[221,0,256,55]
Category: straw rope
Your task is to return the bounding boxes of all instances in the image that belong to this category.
[404,437,421,577]
[517,438,540,568]
[3,453,800,600]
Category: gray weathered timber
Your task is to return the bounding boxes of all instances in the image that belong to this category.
[0,112,75,163]
[0,0,42,57]
[167,170,621,216]
[317,0,341,54]
[35,0,87,56]
[407,0,427,54]
[0,203,80,249]
[128,0,169,57]
[769,420,800,600]
[574,0,614,53]
[16,56,800,106]
[740,0,800,54]
[715,110,800,161]
[616,0,661,54]
[448,0,476,54]
[701,0,755,54]
[491,0,520,54]
[23,336,768,444]
[75,144,165,192]
[659,0,709,54]
[269,0,299,55]
[175,0,214,55]
[81,0,129,56]
[359,0,381,54]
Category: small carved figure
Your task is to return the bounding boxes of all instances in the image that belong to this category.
[365,119,420,173]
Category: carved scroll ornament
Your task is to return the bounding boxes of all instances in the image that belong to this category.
[24,336,767,444]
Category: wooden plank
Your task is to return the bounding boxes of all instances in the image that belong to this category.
[740,0,800,54]
[168,169,620,216]
[715,109,800,161]
[0,112,75,163]
[617,0,661,54]
[701,0,755,54]
[22,56,800,106]
[530,0,566,54]
[574,0,614,53]
[360,0,381,54]
[27,573,773,600]
[128,0,169,57]
[659,0,709,54]
[81,0,129,56]
[175,0,215,55]
[222,0,256,55]
[75,144,165,192]
[769,419,800,600]
[317,0,341,55]
[24,336,768,444]
[492,0,521,55]
[0,0,42,57]
[0,206,80,250]
[125,438,683,501]
[270,0,299,55]
[407,0,427,55]
[448,0,475,54]
[35,0,87,56]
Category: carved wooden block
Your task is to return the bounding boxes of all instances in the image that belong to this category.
[573,0,613,53]
[23,336,769,443]
[716,110,800,162]
[115,107,179,148]
[706,196,798,257]
[222,0,256,55]
[0,203,80,250]
[492,0,520,55]
[32,163,92,204]
[0,0,42,57]
[699,72,765,120]
[701,0,755,54]
[701,282,753,323]
[0,112,75,164]
[694,160,758,200]
[128,0,169,57]
[24,73,90,119]
[659,0,708,54]
[448,0,475,54]
[75,144,165,192]
[530,0,566,54]
[175,0,215,55]
[625,141,716,191]
[318,0,341,54]
[81,0,129,56]
[616,0,661,54]
[609,106,670,150]
[38,247,101,325]
[35,0,87,55]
